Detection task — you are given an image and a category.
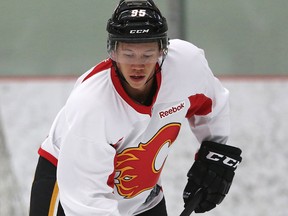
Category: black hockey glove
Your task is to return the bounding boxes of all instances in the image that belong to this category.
[183,141,242,213]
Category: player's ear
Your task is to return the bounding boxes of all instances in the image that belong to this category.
[109,49,118,62]
[111,51,116,59]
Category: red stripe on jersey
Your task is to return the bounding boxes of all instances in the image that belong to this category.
[186,94,212,118]
[82,58,113,82]
[38,147,58,167]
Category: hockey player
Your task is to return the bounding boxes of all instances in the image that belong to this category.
[29,0,242,215]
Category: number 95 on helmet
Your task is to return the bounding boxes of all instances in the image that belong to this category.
[106,0,169,62]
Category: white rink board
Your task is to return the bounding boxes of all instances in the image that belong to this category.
[0,77,288,216]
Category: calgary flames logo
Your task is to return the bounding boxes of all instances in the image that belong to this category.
[115,123,181,198]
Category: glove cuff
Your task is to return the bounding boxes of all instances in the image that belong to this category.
[197,141,242,171]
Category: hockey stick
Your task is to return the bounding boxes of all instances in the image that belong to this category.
[179,189,204,216]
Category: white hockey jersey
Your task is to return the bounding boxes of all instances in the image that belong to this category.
[39,39,230,216]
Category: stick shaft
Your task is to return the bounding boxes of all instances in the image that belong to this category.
[179,189,204,216]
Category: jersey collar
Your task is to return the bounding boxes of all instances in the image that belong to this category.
[111,63,161,116]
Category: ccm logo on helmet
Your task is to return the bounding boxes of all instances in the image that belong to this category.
[130,29,150,34]
[159,103,185,119]
[206,151,240,168]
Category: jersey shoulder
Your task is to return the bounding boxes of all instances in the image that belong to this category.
[168,39,204,57]
[164,39,209,74]
[159,39,216,101]
[65,60,114,125]
[163,39,211,80]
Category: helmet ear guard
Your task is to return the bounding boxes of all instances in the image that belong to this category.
[106,0,169,57]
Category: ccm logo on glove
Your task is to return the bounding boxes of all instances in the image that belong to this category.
[183,141,242,213]
[206,151,240,168]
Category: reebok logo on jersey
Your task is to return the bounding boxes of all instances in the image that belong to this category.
[159,103,185,118]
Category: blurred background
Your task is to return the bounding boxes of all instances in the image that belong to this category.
[1,0,288,215]
[1,0,287,76]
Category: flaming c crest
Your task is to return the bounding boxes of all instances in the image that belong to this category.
[115,123,181,198]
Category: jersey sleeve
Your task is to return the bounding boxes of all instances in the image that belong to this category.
[56,89,121,216]
[186,49,230,144]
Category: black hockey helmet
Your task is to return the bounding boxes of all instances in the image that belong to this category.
[107,0,169,56]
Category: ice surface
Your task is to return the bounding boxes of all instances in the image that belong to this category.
[0,78,287,216]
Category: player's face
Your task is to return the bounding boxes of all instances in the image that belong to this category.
[115,42,161,91]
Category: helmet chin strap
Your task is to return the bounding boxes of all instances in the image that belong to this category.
[145,55,166,85]
[112,60,128,84]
